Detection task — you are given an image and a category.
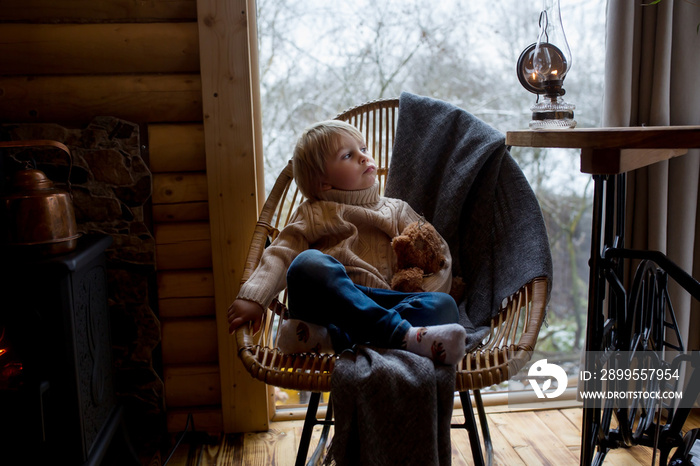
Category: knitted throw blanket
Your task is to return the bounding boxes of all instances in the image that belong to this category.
[386,92,553,341]
[326,347,455,466]
[327,93,552,465]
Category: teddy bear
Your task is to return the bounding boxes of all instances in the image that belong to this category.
[390,219,447,293]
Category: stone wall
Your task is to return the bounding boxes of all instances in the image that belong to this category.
[0,117,163,447]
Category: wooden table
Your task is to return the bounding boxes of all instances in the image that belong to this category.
[507,126,700,175]
[506,126,700,466]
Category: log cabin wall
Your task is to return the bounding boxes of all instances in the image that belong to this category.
[0,0,231,441]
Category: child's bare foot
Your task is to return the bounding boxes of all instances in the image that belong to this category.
[402,324,466,365]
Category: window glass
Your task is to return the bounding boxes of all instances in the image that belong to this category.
[257,0,606,407]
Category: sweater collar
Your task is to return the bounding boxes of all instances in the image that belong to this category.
[316,181,381,206]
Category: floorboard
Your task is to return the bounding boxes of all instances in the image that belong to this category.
[158,406,700,465]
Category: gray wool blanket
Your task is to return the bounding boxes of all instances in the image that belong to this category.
[386,92,553,346]
[326,347,455,466]
[327,93,552,465]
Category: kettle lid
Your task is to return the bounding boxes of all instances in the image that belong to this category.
[10,168,55,191]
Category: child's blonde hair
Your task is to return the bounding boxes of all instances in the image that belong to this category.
[293,120,365,199]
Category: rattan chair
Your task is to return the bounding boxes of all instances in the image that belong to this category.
[236,98,549,466]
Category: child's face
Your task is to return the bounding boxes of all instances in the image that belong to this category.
[320,132,376,192]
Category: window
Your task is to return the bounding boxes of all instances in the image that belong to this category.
[256,0,606,407]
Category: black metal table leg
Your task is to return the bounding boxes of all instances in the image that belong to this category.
[580,175,608,466]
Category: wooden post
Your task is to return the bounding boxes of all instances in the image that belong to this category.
[196,0,268,432]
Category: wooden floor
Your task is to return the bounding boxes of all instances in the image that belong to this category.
[155,406,700,465]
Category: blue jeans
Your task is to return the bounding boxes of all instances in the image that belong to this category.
[286,249,459,352]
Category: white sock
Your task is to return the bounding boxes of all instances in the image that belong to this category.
[402,324,466,365]
[277,319,334,354]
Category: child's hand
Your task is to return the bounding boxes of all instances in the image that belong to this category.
[227,299,264,334]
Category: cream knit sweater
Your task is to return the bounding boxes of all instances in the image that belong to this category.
[237,182,452,310]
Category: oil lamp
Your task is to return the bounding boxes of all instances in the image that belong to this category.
[516,0,576,129]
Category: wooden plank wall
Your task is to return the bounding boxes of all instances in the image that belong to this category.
[0,0,228,433]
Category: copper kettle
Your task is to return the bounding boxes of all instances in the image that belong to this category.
[0,140,80,255]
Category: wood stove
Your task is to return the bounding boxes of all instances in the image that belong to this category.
[0,234,138,465]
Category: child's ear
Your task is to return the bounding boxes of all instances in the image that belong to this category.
[320,182,333,191]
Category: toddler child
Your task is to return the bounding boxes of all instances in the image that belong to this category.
[227,120,466,364]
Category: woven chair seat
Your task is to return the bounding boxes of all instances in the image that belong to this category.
[237,277,547,393]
